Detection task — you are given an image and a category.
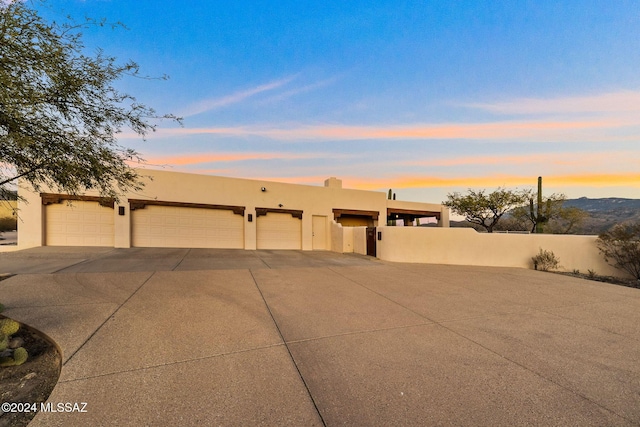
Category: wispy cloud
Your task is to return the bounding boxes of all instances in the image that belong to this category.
[179,76,297,117]
[404,150,640,169]
[465,90,640,116]
[141,117,635,143]
[331,173,640,191]
[258,76,341,104]
[144,151,335,166]
[211,172,640,193]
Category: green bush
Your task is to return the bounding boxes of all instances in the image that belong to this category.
[532,248,560,271]
[0,347,28,367]
[0,318,19,335]
[0,317,29,367]
[0,333,7,352]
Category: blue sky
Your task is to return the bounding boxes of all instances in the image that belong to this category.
[37,1,640,202]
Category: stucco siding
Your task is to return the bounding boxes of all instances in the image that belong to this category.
[376,226,627,278]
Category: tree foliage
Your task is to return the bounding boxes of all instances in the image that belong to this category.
[596,222,640,280]
[510,193,587,234]
[0,1,179,200]
[443,188,529,233]
[545,206,589,234]
[509,176,588,234]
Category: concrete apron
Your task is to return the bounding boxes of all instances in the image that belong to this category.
[0,248,639,425]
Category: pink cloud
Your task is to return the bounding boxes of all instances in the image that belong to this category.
[466,90,640,115]
[138,118,634,142]
[404,150,640,169]
[240,173,640,192]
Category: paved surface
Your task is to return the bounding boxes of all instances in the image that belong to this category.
[1,247,640,426]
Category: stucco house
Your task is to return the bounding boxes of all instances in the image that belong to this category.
[17,169,449,253]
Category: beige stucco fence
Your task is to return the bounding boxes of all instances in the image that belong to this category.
[377,227,627,278]
[331,222,368,255]
[333,223,629,279]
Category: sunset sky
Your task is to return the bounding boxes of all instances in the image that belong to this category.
[38,1,640,203]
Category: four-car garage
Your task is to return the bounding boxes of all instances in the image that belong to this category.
[42,195,306,250]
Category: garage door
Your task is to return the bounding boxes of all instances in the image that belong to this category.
[46,201,114,246]
[132,205,244,248]
[256,212,302,249]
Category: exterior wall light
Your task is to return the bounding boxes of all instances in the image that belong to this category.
[261,187,266,192]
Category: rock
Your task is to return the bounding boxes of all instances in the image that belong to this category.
[9,337,24,349]
[23,372,37,380]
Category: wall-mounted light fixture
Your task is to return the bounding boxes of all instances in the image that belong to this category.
[248,214,253,222]
[118,206,125,216]
[377,231,382,241]
[278,204,283,208]
[261,187,266,192]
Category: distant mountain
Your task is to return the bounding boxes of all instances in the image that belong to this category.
[563,197,640,234]
[563,197,640,212]
[446,197,640,235]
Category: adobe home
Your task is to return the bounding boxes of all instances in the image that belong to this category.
[18,169,449,251]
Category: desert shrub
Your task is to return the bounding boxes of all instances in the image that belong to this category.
[532,248,559,271]
[597,223,640,280]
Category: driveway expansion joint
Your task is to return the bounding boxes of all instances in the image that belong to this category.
[60,342,286,384]
[62,271,157,367]
[445,324,634,424]
[4,248,639,425]
[171,248,192,270]
[327,266,635,424]
[534,306,640,344]
[250,269,327,426]
[284,321,437,345]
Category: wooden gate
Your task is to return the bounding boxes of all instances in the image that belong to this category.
[366,227,377,257]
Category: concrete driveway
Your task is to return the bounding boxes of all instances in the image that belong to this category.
[1,247,639,426]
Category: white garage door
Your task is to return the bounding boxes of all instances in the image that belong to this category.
[256,212,302,249]
[46,201,114,246]
[132,205,244,248]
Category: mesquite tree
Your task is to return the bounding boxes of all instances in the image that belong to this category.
[511,177,587,234]
[0,1,180,200]
[444,188,529,233]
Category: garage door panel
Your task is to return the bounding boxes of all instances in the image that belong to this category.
[256,212,302,250]
[132,205,244,249]
[46,201,115,247]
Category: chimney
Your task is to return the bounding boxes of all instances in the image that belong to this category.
[324,177,342,189]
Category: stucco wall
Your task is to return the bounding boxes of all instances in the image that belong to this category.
[19,170,448,250]
[331,221,355,253]
[376,226,628,278]
[352,227,367,255]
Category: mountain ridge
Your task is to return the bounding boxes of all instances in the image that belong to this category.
[448,197,640,234]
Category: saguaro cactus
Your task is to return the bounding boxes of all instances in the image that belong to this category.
[529,176,547,233]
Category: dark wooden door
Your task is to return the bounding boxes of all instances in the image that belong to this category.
[366,227,377,257]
